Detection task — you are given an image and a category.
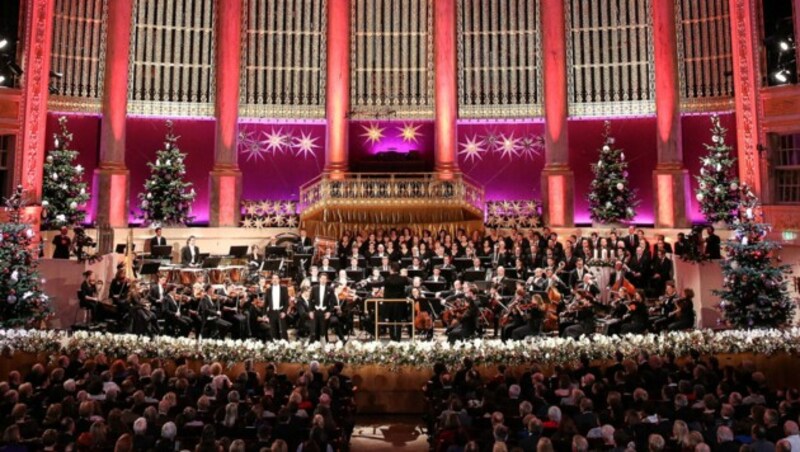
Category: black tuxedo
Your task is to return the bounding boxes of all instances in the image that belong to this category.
[628,253,650,288]
[150,235,167,249]
[264,285,290,340]
[650,257,673,296]
[569,267,590,288]
[181,246,200,266]
[310,284,337,341]
[197,295,231,338]
[129,304,159,336]
[162,295,192,336]
[384,273,410,341]
[624,234,639,253]
[705,234,721,259]
[52,234,72,259]
[149,283,166,306]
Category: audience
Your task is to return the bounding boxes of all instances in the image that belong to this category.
[0,353,355,451]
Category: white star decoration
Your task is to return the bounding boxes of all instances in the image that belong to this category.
[459,134,486,163]
[264,128,289,154]
[498,133,520,159]
[361,123,385,145]
[519,135,543,159]
[398,122,422,143]
[238,130,270,162]
[293,131,320,159]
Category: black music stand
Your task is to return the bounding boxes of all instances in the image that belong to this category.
[462,270,486,282]
[202,257,222,269]
[423,281,447,293]
[322,257,341,270]
[228,246,249,258]
[454,258,473,271]
[266,246,288,258]
[139,262,161,276]
[407,270,426,280]
[439,268,455,282]
[115,244,135,254]
[151,245,173,258]
[263,259,284,272]
[504,269,518,279]
[346,270,365,281]
[369,256,385,268]
[430,257,444,268]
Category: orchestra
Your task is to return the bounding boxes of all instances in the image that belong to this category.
[82,226,694,343]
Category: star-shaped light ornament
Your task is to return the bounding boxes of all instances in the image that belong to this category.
[258,200,273,214]
[238,130,269,162]
[293,131,320,158]
[274,213,286,227]
[519,135,543,160]
[398,122,422,143]
[286,216,298,228]
[241,218,255,228]
[361,123,385,145]
[245,203,258,215]
[499,133,520,159]
[253,218,265,229]
[264,128,289,154]
[458,135,486,163]
[285,201,297,214]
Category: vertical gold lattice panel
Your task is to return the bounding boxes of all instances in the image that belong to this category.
[457,0,541,119]
[128,0,216,117]
[239,0,327,119]
[350,0,434,119]
[567,0,655,117]
[48,0,108,113]
[678,0,734,112]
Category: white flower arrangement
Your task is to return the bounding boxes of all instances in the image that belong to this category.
[0,329,798,368]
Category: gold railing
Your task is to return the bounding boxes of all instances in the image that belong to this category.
[300,173,485,213]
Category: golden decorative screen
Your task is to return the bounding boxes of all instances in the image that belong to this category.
[350,0,434,119]
[457,0,542,119]
[49,0,108,113]
[239,0,327,119]
[127,0,216,117]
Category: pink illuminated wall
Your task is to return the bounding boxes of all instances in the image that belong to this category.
[348,120,435,170]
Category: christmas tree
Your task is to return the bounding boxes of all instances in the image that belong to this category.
[0,186,51,328]
[695,114,740,225]
[588,121,639,224]
[714,185,796,329]
[138,120,196,226]
[41,116,90,230]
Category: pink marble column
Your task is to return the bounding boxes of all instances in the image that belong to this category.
[325,0,350,180]
[652,0,690,227]
[209,0,243,227]
[94,0,133,228]
[539,0,573,226]
[434,0,459,179]
[729,0,763,195]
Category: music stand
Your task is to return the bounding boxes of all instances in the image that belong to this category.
[228,246,249,258]
[430,257,444,268]
[504,269,518,279]
[346,270,364,281]
[407,270,426,280]
[263,259,284,272]
[423,281,447,293]
[320,270,337,280]
[151,245,172,258]
[400,257,413,268]
[454,258,473,271]
[369,256,384,268]
[201,257,222,269]
[139,262,161,279]
[479,256,492,266]
[439,268,455,282]
[462,270,485,282]
[266,246,288,258]
[115,244,135,254]
[293,254,312,270]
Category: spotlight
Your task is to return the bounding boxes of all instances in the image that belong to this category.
[0,74,5,84]
[774,69,790,83]
[0,39,7,50]
[779,40,792,51]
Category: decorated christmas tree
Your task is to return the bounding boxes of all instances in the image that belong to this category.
[714,185,796,329]
[695,114,740,225]
[41,116,90,230]
[138,120,196,226]
[0,186,51,328]
[588,121,639,224]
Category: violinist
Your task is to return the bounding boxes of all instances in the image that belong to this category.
[500,288,529,341]
[492,267,512,296]
[619,290,649,334]
[221,281,251,339]
[197,285,232,339]
[247,244,264,269]
[666,288,696,331]
[510,294,545,340]
[148,275,168,309]
[651,281,679,332]
[264,274,289,340]
[446,284,479,343]
[128,293,159,336]
[163,285,193,337]
[108,269,130,321]
[575,273,600,301]
[562,292,596,339]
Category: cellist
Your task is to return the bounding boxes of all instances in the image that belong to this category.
[410,287,434,340]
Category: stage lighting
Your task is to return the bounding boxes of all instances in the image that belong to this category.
[774,69,790,83]
[779,40,793,51]
[0,39,7,50]
[0,75,5,84]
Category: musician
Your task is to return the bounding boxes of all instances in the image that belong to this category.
[468,257,483,273]
[650,248,673,296]
[511,295,544,340]
[320,257,336,273]
[162,285,192,337]
[247,245,264,268]
[427,267,446,284]
[619,290,649,334]
[149,227,167,249]
[446,284,479,343]
[440,255,455,271]
[607,261,632,293]
[408,257,426,274]
[526,268,547,294]
[298,228,313,248]
[293,283,312,338]
[181,236,201,266]
[197,285,232,339]
[569,259,589,288]
[500,288,529,341]
[306,266,321,285]
[148,275,168,309]
[128,294,159,336]
[666,289,696,331]
[108,269,130,316]
[52,226,72,259]
[346,257,363,275]
[410,286,435,340]
[576,273,600,300]
[674,232,689,258]
[544,268,567,292]
[347,246,364,262]
[310,273,336,342]
[378,256,391,273]
[562,246,577,273]
[651,281,679,332]
[383,263,409,341]
[263,274,289,340]
[562,293,596,339]
[79,270,102,321]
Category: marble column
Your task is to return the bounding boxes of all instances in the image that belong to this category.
[539,0,573,226]
[325,0,351,180]
[652,0,690,228]
[434,0,459,180]
[94,0,133,228]
[209,0,243,227]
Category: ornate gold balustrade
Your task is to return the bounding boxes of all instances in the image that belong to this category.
[299,173,485,237]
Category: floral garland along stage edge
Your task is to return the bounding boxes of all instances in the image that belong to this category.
[3,328,800,368]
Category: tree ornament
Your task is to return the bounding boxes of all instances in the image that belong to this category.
[616,183,624,190]
[696,193,704,202]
